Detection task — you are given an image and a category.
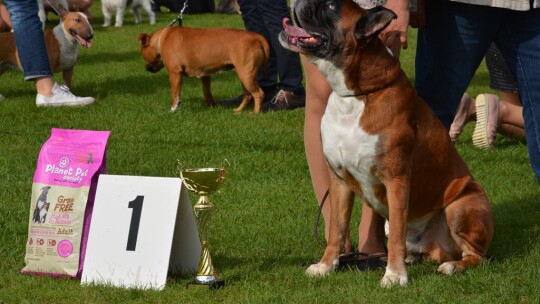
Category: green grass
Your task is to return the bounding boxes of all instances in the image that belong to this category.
[1,3,539,303]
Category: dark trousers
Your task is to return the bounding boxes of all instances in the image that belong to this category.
[237,0,305,95]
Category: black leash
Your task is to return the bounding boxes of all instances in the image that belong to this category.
[167,0,189,27]
[314,189,329,248]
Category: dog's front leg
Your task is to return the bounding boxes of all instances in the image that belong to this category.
[168,72,183,112]
[201,76,216,107]
[306,170,354,276]
[62,67,73,89]
[381,177,410,287]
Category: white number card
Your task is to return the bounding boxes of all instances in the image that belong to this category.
[81,175,200,290]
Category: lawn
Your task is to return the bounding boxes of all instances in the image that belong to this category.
[0,2,539,303]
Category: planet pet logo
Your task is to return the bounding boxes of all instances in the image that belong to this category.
[44,156,89,183]
[59,157,69,168]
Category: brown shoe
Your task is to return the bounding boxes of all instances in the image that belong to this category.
[261,89,305,112]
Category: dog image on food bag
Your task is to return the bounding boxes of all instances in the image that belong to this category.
[32,186,51,224]
[137,26,269,113]
[279,0,493,287]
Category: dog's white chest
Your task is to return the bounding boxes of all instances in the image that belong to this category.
[321,93,387,215]
[54,26,78,71]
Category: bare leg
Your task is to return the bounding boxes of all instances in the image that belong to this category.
[302,55,332,241]
[498,92,525,137]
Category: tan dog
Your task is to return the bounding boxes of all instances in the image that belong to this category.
[0,5,93,88]
[280,1,494,287]
[137,26,269,113]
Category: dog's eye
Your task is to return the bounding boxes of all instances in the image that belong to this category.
[75,18,81,23]
[326,0,336,11]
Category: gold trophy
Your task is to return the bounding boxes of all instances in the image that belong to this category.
[180,166,226,290]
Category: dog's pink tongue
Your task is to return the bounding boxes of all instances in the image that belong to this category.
[282,17,311,38]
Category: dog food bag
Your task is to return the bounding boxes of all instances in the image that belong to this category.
[21,128,110,278]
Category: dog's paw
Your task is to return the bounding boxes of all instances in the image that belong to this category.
[305,262,334,277]
[380,269,408,288]
[170,105,178,113]
[437,262,457,275]
[405,254,421,264]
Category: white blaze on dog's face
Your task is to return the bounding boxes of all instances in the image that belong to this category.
[137,32,164,73]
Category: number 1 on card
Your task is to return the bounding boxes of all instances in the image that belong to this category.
[126,195,144,251]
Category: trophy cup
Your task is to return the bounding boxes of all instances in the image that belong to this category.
[180,166,226,290]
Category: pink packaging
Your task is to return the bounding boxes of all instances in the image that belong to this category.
[21,128,110,278]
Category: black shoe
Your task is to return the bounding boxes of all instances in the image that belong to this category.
[217,86,278,107]
[261,89,306,112]
[217,94,243,107]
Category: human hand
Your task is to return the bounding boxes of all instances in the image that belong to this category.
[380,0,409,50]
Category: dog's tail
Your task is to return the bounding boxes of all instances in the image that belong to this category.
[258,35,270,77]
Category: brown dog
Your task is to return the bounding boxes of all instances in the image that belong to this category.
[0,5,93,88]
[137,26,269,113]
[280,1,494,287]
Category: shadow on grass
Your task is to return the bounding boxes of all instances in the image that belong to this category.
[489,193,540,261]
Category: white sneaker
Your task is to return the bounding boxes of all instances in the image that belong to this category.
[36,83,95,107]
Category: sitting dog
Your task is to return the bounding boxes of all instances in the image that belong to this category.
[32,186,51,224]
[279,1,494,287]
[0,4,93,88]
[138,26,269,113]
[102,0,155,27]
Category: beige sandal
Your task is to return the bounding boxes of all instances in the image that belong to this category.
[472,94,500,149]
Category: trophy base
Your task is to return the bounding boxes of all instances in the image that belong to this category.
[187,278,225,290]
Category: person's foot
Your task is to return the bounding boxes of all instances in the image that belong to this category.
[449,93,473,142]
[36,83,95,107]
[472,94,500,149]
[261,89,306,112]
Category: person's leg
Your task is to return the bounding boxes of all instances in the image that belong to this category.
[4,0,52,86]
[415,1,498,129]
[237,0,277,90]
[302,55,332,240]
[258,0,304,96]
[498,94,526,137]
[496,9,540,184]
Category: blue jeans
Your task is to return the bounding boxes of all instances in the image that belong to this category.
[4,0,52,80]
[416,1,540,184]
[237,0,305,95]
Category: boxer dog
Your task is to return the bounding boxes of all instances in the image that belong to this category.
[138,27,269,113]
[279,0,494,287]
[0,5,93,88]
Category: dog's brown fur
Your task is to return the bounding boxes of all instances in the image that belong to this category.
[0,5,93,88]
[280,1,494,287]
[137,26,269,113]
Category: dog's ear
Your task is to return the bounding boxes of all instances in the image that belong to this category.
[57,2,68,19]
[137,33,150,47]
[355,6,397,41]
